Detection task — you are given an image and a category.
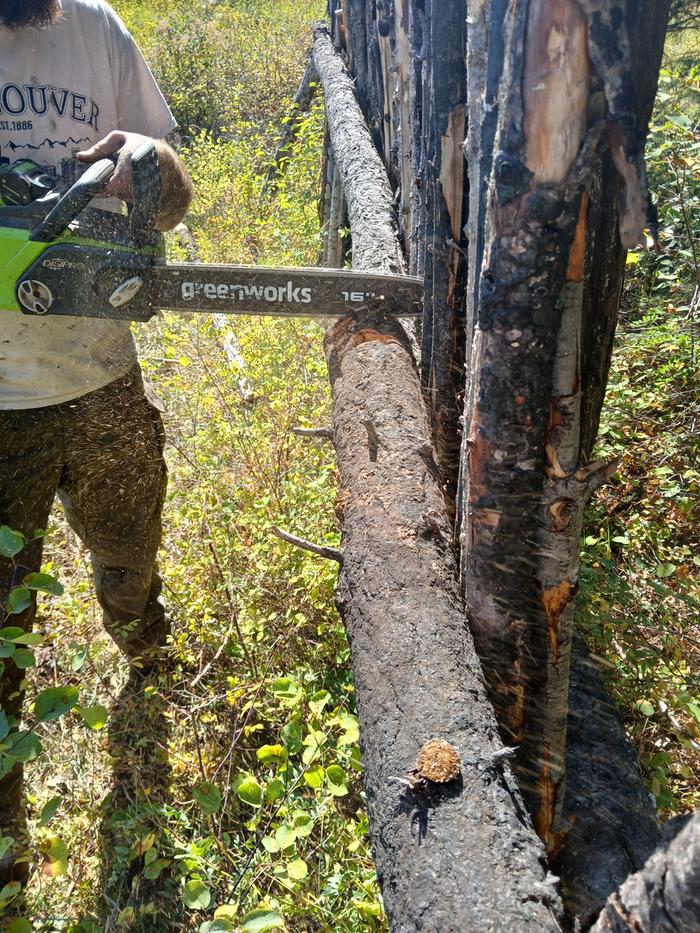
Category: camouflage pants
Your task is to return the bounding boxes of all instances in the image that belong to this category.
[0,365,169,851]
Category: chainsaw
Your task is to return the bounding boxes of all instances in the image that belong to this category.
[0,142,422,322]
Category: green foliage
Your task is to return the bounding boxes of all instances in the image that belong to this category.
[579,59,699,816]
[11,1,382,930]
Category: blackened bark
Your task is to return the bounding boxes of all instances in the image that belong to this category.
[561,633,661,926]
[419,0,468,507]
[314,22,562,929]
[591,810,700,932]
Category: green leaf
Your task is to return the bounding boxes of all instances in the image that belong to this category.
[193,781,223,814]
[325,764,349,796]
[70,647,87,672]
[5,730,42,762]
[256,744,286,764]
[40,837,68,876]
[200,922,235,933]
[0,710,9,742]
[6,589,31,615]
[638,700,655,717]
[656,562,677,578]
[287,857,308,880]
[338,714,359,745]
[0,836,14,860]
[144,858,169,880]
[22,572,63,596]
[281,721,302,754]
[76,704,109,731]
[39,796,63,827]
[240,908,285,932]
[261,835,280,853]
[308,689,330,715]
[5,916,33,932]
[12,648,35,669]
[237,775,263,807]
[9,631,42,645]
[274,824,296,849]
[34,686,80,722]
[271,677,300,702]
[0,881,21,906]
[183,879,212,910]
[291,811,314,837]
[0,526,24,558]
[686,702,700,726]
[214,904,239,921]
[264,778,286,803]
[303,765,324,788]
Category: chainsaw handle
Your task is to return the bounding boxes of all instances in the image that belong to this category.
[129,141,161,245]
[28,158,115,242]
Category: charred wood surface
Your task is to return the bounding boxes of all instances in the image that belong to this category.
[325,313,562,931]
[561,633,661,926]
[314,20,562,930]
[591,810,700,932]
[419,0,468,505]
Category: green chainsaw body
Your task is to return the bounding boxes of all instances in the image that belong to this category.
[0,144,423,321]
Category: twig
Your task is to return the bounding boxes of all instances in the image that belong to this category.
[271,525,343,563]
[292,426,333,439]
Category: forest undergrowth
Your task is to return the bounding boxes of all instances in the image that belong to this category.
[0,3,697,931]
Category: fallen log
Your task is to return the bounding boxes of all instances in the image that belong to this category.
[312,22,562,930]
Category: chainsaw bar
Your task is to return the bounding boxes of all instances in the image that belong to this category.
[16,244,423,321]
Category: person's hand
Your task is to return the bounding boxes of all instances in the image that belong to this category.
[77,130,193,230]
[76,130,152,201]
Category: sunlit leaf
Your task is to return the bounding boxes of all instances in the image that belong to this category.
[34,686,79,722]
[183,879,212,910]
[40,837,68,876]
[22,572,63,596]
[237,775,263,807]
[240,908,284,931]
[76,704,109,731]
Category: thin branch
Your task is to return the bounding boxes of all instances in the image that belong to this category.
[271,525,343,563]
[292,426,333,440]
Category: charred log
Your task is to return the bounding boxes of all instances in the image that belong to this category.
[313,22,562,929]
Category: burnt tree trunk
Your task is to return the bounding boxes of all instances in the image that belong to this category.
[311,2,687,930]
[459,0,671,859]
[312,24,562,931]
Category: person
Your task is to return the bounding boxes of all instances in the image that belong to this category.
[0,0,193,883]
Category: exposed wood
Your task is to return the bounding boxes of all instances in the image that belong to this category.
[314,21,563,928]
[591,810,700,933]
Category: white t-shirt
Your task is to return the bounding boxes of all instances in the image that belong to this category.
[0,0,176,409]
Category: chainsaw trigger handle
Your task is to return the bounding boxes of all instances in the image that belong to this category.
[129,141,161,245]
[28,158,115,242]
